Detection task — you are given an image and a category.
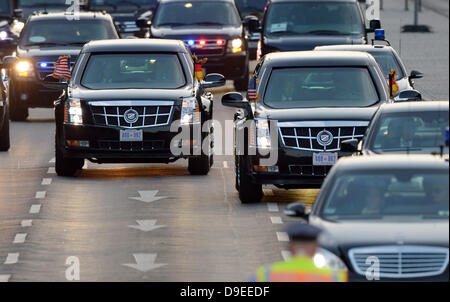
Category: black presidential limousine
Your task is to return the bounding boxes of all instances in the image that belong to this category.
[53,39,225,177]
[222,51,397,203]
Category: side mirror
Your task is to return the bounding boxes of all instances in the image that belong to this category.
[244,15,260,33]
[367,19,381,33]
[341,138,360,153]
[44,74,60,83]
[42,74,69,90]
[14,9,23,19]
[396,89,422,102]
[410,70,423,80]
[202,73,226,88]
[284,202,308,218]
[2,56,18,68]
[136,11,153,28]
[222,92,251,110]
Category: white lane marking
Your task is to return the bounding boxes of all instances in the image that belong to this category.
[122,254,167,272]
[223,161,229,169]
[4,253,19,264]
[129,191,167,203]
[277,232,290,242]
[47,167,56,174]
[13,233,27,244]
[29,204,41,214]
[128,220,166,232]
[267,203,279,212]
[49,158,55,163]
[41,178,52,185]
[270,216,283,224]
[281,250,292,261]
[263,189,274,196]
[35,191,46,199]
[0,275,11,282]
[83,161,88,169]
[21,220,32,227]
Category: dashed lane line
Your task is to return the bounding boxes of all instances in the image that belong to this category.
[21,220,32,227]
[0,275,11,282]
[4,253,19,265]
[263,189,274,196]
[35,191,46,199]
[49,158,55,163]
[276,232,290,242]
[29,204,41,214]
[270,216,283,224]
[267,203,279,212]
[13,233,27,244]
[47,167,56,174]
[41,178,52,185]
[281,251,292,261]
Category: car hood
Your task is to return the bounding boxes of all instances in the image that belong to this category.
[313,218,449,251]
[69,86,193,102]
[263,34,365,51]
[257,105,379,122]
[17,46,82,59]
[151,25,242,40]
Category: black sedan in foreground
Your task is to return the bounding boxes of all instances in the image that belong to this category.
[342,101,449,155]
[53,39,225,176]
[287,155,449,281]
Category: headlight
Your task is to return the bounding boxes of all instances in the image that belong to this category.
[15,60,35,78]
[314,248,348,274]
[0,31,7,40]
[228,38,243,53]
[65,99,83,125]
[251,119,271,149]
[180,97,200,125]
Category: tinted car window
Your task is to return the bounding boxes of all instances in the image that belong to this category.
[0,0,11,14]
[20,19,118,47]
[370,52,405,80]
[264,1,364,36]
[153,1,241,27]
[90,0,157,9]
[235,0,267,14]
[18,0,67,8]
[370,111,449,152]
[81,53,186,90]
[264,67,379,109]
[320,172,449,219]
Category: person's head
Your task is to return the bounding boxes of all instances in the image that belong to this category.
[424,178,449,204]
[285,224,322,257]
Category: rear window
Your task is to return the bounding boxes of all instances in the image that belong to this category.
[264,67,379,109]
[81,53,186,90]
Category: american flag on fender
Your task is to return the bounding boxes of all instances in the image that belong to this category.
[248,73,259,102]
[52,56,71,80]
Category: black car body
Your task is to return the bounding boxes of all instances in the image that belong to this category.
[342,101,450,156]
[303,155,449,281]
[3,12,119,121]
[0,0,23,58]
[15,0,87,19]
[148,0,250,90]
[222,51,390,203]
[0,68,9,151]
[88,0,157,38]
[54,39,225,177]
[315,44,424,100]
[257,0,379,58]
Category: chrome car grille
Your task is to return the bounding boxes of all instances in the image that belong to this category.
[184,40,226,56]
[98,140,165,151]
[278,121,369,152]
[114,20,140,33]
[89,101,174,129]
[349,246,449,279]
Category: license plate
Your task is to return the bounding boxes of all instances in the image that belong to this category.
[120,129,143,142]
[313,152,338,166]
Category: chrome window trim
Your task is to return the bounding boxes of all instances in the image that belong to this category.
[89,101,174,107]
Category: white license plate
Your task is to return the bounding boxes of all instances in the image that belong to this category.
[313,152,338,166]
[120,129,143,142]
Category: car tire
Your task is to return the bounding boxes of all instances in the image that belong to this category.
[8,81,28,122]
[234,68,249,92]
[0,110,10,152]
[55,131,83,177]
[237,155,263,204]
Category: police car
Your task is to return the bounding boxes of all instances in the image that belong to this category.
[53,39,225,177]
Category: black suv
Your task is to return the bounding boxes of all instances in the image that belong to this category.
[0,67,10,151]
[144,0,251,91]
[88,0,157,38]
[3,12,119,121]
[0,0,23,58]
[256,0,381,58]
[54,39,225,177]
[15,0,87,19]
[222,51,390,203]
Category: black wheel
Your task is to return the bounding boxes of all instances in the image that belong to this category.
[188,155,210,175]
[237,155,263,204]
[0,110,10,152]
[8,81,28,121]
[55,130,83,177]
[234,68,249,92]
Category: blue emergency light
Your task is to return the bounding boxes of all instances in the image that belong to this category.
[446,127,449,147]
[187,40,195,46]
[375,29,385,41]
[40,62,48,68]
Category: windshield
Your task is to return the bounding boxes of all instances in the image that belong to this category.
[18,0,68,8]
[264,67,379,109]
[235,0,267,15]
[153,1,241,27]
[89,0,157,11]
[264,1,364,36]
[81,53,186,90]
[370,52,405,80]
[320,171,449,220]
[20,19,118,48]
[369,111,449,153]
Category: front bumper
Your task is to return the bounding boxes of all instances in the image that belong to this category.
[12,77,63,108]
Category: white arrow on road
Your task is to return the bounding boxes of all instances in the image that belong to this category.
[123,254,167,272]
[128,220,165,232]
[129,191,167,203]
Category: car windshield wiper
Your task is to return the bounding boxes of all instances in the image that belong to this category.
[269,30,302,35]
[381,147,423,152]
[23,42,70,47]
[156,22,189,27]
[188,22,226,26]
[306,30,349,35]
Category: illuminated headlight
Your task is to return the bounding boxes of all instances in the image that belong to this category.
[313,248,348,273]
[65,99,83,125]
[0,31,7,40]
[15,61,35,78]
[251,119,271,149]
[180,97,200,125]
[228,38,243,53]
